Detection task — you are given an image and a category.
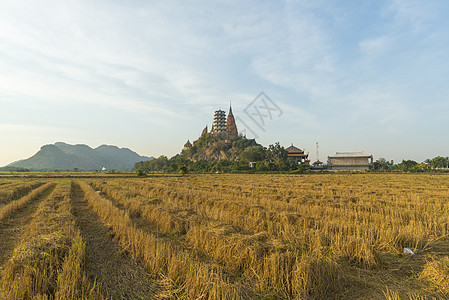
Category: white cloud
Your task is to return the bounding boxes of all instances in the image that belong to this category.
[385,0,437,32]
[359,36,392,56]
[0,0,448,164]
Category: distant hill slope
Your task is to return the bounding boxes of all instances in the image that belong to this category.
[6,142,153,171]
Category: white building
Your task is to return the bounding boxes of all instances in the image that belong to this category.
[327,152,373,171]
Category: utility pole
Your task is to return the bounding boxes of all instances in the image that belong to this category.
[316,142,319,162]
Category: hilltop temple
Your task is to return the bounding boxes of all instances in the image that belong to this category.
[211,104,238,137]
[184,104,239,150]
[183,140,192,150]
[211,109,226,133]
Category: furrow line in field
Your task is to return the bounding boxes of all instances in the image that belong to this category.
[96,179,323,256]
[112,179,304,238]
[89,180,354,298]
[0,180,101,299]
[71,182,155,299]
[119,180,390,269]
[90,180,245,236]
[78,180,255,299]
[121,178,443,257]
[0,182,55,223]
[0,180,45,205]
[0,181,13,187]
[89,181,273,274]
[0,183,56,269]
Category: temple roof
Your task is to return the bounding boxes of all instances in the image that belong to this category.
[288,153,308,157]
[286,144,303,153]
[201,126,208,136]
[184,140,192,148]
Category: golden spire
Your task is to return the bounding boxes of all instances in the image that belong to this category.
[226,102,238,137]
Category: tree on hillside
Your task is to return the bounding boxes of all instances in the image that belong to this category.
[256,160,270,172]
[230,160,251,172]
[240,146,266,162]
[415,163,429,172]
[374,158,388,170]
[178,165,188,175]
[267,143,289,170]
[431,156,448,169]
[149,155,168,171]
[134,156,168,172]
[398,159,418,172]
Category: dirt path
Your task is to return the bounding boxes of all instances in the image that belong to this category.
[0,185,55,270]
[71,182,157,299]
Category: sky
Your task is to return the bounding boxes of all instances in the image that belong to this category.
[1,0,448,166]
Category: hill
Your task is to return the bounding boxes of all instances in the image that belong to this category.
[4,142,153,171]
[134,133,265,173]
[181,132,260,161]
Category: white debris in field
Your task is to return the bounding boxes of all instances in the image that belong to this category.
[96,191,102,194]
[403,247,414,256]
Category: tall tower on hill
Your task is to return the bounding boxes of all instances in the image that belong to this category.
[212,109,226,134]
[226,104,238,137]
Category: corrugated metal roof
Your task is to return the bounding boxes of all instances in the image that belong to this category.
[328,152,372,158]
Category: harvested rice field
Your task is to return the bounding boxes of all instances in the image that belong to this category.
[0,174,448,299]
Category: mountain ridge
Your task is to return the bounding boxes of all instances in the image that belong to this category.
[4,142,153,171]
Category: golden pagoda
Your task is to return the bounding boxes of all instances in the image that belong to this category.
[226,104,238,137]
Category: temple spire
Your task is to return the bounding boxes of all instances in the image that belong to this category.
[226,102,238,137]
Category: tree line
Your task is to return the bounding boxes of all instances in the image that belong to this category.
[373,156,449,172]
[134,143,307,174]
[134,140,449,174]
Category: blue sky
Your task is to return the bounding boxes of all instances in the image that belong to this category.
[1,0,448,166]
